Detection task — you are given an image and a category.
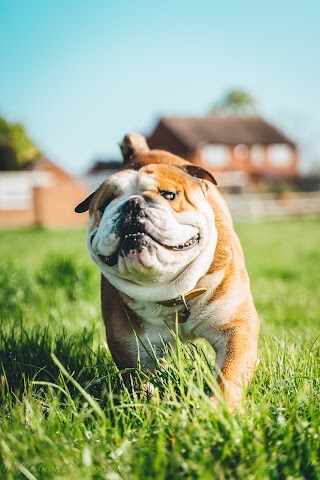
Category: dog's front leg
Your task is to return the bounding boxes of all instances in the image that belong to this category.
[211,323,259,410]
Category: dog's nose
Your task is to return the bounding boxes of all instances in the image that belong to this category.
[123,196,145,215]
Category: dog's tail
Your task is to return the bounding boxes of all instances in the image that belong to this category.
[120,133,150,163]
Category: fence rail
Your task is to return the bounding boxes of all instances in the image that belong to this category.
[224,192,320,221]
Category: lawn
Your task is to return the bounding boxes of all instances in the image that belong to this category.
[0,219,319,479]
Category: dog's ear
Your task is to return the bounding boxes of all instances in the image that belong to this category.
[75,192,96,213]
[120,132,150,163]
[179,165,217,185]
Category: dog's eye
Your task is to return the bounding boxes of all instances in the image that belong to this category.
[160,191,176,201]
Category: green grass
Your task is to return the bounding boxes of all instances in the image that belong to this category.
[0,219,319,479]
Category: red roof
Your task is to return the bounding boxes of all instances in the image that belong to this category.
[152,116,296,149]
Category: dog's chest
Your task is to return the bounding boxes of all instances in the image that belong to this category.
[126,298,226,349]
[126,276,227,344]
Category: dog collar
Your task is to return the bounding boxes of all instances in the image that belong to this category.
[158,287,207,323]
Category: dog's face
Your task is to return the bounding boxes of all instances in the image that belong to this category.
[76,164,218,300]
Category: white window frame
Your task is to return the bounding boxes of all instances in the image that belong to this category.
[234,144,249,160]
[201,144,230,167]
[268,144,293,167]
[251,144,265,166]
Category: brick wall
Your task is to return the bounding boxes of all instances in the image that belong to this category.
[0,168,89,228]
[33,181,88,227]
[0,208,36,227]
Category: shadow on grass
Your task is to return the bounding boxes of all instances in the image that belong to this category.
[0,325,122,405]
[0,320,218,412]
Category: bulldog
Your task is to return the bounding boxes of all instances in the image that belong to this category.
[75,133,259,408]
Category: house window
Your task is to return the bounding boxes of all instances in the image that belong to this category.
[268,144,293,167]
[251,144,264,166]
[0,177,33,210]
[201,145,230,167]
[234,144,249,160]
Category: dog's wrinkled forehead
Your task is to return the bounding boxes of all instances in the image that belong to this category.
[140,164,201,191]
[89,170,137,213]
[92,164,202,211]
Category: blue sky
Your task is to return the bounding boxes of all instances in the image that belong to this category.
[0,0,319,173]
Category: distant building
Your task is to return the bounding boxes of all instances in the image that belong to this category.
[0,157,88,227]
[86,116,300,192]
[147,116,299,188]
[85,159,122,191]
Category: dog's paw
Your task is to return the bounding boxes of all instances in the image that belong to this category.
[142,381,155,397]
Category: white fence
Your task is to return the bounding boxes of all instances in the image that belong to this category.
[224,192,320,221]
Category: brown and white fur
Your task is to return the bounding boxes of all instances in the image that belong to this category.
[75,133,259,409]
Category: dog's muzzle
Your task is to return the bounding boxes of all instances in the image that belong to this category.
[98,196,200,267]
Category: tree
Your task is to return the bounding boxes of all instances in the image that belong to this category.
[210,89,258,116]
[0,115,40,170]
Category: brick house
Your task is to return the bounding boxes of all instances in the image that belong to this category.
[147,116,299,187]
[0,157,88,227]
[86,160,121,192]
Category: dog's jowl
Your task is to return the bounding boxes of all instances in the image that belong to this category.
[75,133,259,409]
